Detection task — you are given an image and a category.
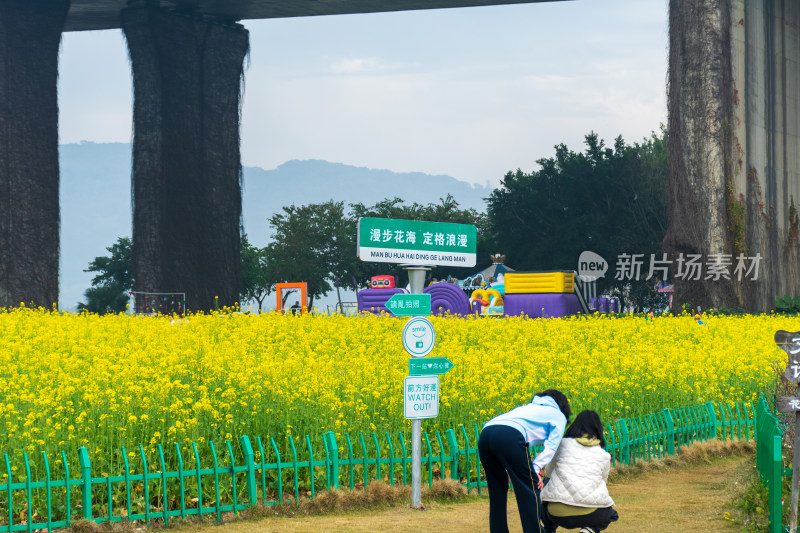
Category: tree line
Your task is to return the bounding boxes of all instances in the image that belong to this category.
[80,129,668,313]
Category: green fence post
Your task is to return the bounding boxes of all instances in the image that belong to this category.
[358,433,368,489]
[422,431,433,488]
[706,402,717,439]
[718,402,728,441]
[725,403,735,441]
[157,444,168,526]
[769,436,783,533]
[460,426,472,493]
[384,432,395,486]
[398,432,408,486]
[240,436,258,506]
[663,409,675,455]
[675,408,686,449]
[209,441,221,522]
[121,446,131,522]
[322,434,331,492]
[446,429,459,480]
[618,419,631,465]
[327,432,340,490]
[304,435,315,499]
[255,437,267,505]
[345,434,355,490]
[607,423,617,466]
[645,414,657,461]
[288,437,299,503]
[685,407,695,444]
[742,402,752,441]
[78,447,93,520]
[175,443,186,519]
[269,437,284,504]
[630,418,641,464]
[649,414,660,459]
[5,453,14,531]
[225,440,239,515]
[43,452,52,532]
[23,453,32,533]
[62,450,71,528]
[192,442,203,520]
[436,431,446,480]
[140,445,150,526]
[372,432,381,482]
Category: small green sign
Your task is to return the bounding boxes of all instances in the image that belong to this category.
[357,217,477,267]
[386,293,431,317]
[409,357,454,376]
[402,316,436,357]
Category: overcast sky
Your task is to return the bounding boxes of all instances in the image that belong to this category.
[57,0,667,188]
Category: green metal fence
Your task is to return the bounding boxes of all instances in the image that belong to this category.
[755,394,791,533]
[1,400,756,532]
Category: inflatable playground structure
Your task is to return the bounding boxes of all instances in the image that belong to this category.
[357,268,621,319]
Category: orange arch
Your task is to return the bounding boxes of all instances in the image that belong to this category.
[276,282,308,314]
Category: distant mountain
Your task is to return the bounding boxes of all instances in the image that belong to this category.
[242,159,491,246]
[59,142,492,310]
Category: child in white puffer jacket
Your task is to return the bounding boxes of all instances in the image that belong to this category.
[540,410,619,533]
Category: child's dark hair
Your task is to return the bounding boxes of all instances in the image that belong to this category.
[533,389,571,421]
[564,410,606,448]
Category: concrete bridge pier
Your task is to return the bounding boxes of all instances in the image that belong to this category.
[0,0,69,308]
[122,5,249,312]
[666,0,800,312]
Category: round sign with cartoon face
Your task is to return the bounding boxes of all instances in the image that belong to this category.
[402,316,436,357]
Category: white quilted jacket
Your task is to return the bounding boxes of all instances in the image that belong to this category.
[540,437,614,508]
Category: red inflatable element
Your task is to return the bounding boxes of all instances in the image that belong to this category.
[370,275,395,289]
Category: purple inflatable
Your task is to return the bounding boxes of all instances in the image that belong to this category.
[470,299,484,315]
[504,293,582,318]
[357,288,407,315]
[424,282,471,316]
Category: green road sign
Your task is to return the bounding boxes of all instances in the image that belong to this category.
[356,217,477,267]
[409,357,454,376]
[386,293,431,317]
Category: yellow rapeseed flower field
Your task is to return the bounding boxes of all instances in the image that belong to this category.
[0,307,795,476]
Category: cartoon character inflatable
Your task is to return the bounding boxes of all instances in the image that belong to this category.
[469,287,504,315]
[370,275,395,289]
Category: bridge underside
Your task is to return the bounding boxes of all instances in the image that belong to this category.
[65,0,561,31]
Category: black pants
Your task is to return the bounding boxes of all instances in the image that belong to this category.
[478,424,543,533]
[541,503,619,532]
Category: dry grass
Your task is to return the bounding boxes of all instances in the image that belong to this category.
[240,478,469,521]
[609,438,755,482]
[66,519,136,533]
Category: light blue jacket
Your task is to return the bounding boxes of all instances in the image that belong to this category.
[483,395,567,471]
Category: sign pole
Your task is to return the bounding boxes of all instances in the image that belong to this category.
[406,265,428,509]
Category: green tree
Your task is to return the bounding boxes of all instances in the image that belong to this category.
[240,234,273,313]
[78,237,133,314]
[264,201,357,310]
[487,129,669,311]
